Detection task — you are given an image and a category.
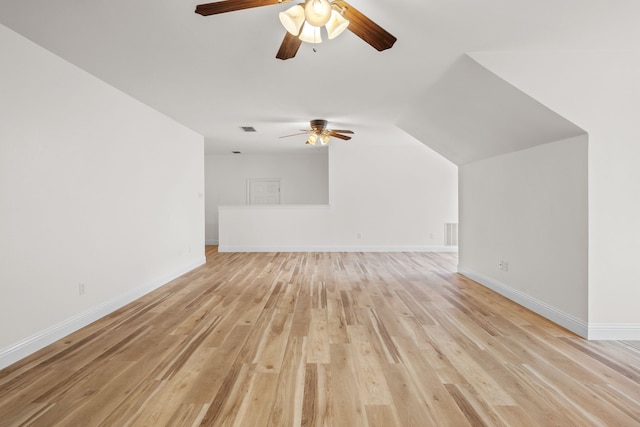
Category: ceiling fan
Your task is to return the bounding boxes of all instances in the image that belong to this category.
[195,0,396,60]
[280,119,354,145]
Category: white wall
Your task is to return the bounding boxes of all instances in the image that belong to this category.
[0,25,205,368]
[458,135,588,336]
[205,152,329,243]
[470,51,640,339]
[218,127,458,251]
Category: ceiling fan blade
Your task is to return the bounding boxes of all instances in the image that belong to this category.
[328,131,352,141]
[279,132,307,138]
[329,129,354,134]
[332,0,396,51]
[195,0,285,16]
[276,31,303,60]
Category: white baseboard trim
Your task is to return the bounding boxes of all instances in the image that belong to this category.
[218,245,458,253]
[588,324,640,341]
[0,257,206,370]
[205,240,219,245]
[457,266,588,339]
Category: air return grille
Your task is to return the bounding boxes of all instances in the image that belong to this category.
[445,222,458,246]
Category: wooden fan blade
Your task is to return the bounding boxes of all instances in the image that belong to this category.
[329,129,354,134]
[276,31,303,60]
[279,132,307,138]
[328,131,352,141]
[195,0,285,16]
[332,0,396,51]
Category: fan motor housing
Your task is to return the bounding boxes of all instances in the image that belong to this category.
[310,119,328,132]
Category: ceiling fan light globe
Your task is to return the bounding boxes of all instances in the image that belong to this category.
[279,5,305,36]
[299,22,323,43]
[307,133,318,145]
[304,0,332,27]
[320,134,330,144]
[325,10,349,39]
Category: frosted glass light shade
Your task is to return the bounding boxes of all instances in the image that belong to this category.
[307,133,318,145]
[320,134,330,144]
[325,10,349,39]
[299,22,323,43]
[279,5,305,36]
[304,0,332,27]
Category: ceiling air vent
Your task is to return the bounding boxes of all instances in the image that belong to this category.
[241,126,256,132]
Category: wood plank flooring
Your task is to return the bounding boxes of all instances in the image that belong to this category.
[1,247,639,426]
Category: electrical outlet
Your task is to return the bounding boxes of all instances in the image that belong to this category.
[79,282,86,296]
[499,260,509,272]
[357,232,363,239]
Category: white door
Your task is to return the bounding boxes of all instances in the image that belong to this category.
[248,179,281,205]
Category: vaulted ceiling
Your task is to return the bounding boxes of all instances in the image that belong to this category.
[1,0,638,162]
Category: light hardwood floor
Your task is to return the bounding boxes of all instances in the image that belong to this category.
[1,247,639,426]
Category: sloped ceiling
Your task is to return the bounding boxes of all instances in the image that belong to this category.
[397,55,586,165]
[1,0,638,158]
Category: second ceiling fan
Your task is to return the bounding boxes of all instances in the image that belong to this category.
[195,0,396,60]
[280,119,354,145]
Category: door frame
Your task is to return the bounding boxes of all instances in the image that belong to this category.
[246,178,282,205]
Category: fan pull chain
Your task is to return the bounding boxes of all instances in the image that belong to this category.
[313,27,319,52]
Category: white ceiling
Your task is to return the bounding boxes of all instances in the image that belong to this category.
[1,0,639,160]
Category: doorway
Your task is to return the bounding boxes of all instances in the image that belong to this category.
[247,178,281,205]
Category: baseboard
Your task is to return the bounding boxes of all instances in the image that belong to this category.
[588,324,640,340]
[205,240,219,245]
[0,257,206,370]
[457,266,588,338]
[218,245,458,253]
